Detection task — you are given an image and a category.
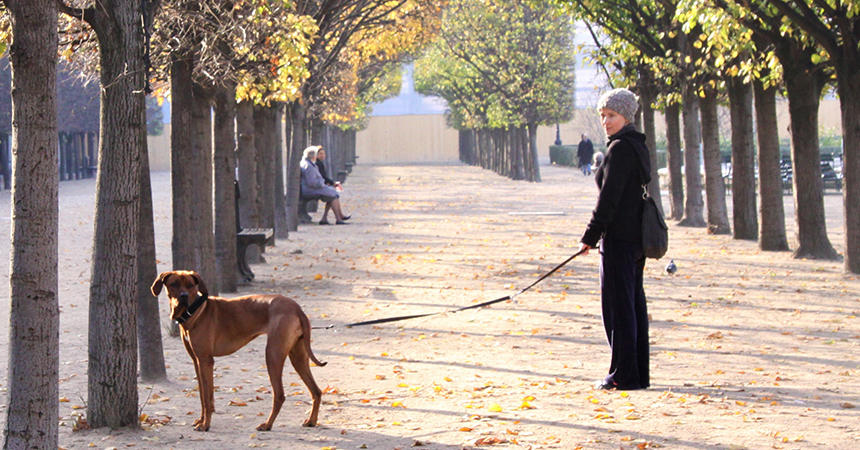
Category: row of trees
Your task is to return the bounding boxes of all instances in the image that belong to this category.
[414,0,577,182]
[2,0,442,447]
[548,0,856,274]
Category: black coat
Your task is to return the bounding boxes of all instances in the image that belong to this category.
[316,159,335,186]
[581,124,651,247]
[577,138,594,166]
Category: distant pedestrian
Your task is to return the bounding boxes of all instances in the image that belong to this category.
[578,88,651,391]
[577,134,594,175]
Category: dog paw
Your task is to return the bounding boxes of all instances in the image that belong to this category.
[193,423,210,432]
[256,423,272,431]
[302,420,317,427]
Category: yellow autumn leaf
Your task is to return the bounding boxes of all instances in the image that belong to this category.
[391,401,405,408]
[314,273,323,280]
[488,403,503,412]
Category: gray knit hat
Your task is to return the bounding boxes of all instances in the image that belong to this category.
[597,88,639,122]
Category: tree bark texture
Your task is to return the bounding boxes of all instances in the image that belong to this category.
[782,56,839,260]
[237,101,260,230]
[191,85,218,294]
[255,106,276,236]
[170,54,196,271]
[511,127,524,180]
[834,56,860,273]
[638,77,663,215]
[699,91,730,235]
[4,1,60,447]
[753,82,789,251]
[286,101,308,232]
[729,78,758,240]
[274,105,289,240]
[136,137,166,382]
[87,0,145,428]
[213,84,239,292]
[679,86,705,227]
[665,103,684,220]
[527,123,541,182]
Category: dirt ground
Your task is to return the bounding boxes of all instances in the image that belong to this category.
[0,162,857,449]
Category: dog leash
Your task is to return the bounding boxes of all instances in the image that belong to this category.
[313,247,587,330]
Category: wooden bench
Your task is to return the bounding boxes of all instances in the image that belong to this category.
[234,181,274,282]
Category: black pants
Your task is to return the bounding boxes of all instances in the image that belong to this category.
[599,237,649,389]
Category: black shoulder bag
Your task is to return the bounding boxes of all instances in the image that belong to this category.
[641,184,668,259]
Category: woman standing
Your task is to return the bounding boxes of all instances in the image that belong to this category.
[578,88,651,390]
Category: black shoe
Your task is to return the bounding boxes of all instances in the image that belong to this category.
[319,219,331,225]
[335,220,349,225]
[340,215,351,221]
[594,379,644,391]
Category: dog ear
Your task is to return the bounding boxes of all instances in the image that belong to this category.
[191,272,209,297]
[151,272,171,297]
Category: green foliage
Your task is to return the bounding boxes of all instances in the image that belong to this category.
[549,144,576,166]
[414,0,576,130]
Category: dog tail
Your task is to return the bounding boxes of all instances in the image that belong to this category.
[302,314,328,367]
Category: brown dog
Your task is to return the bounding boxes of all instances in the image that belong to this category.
[151,270,326,431]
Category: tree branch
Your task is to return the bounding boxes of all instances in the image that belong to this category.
[768,0,838,56]
[57,0,93,24]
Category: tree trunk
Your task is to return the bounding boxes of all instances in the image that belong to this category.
[665,103,684,220]
[213,83,238,292]
[834,56,860,273]
[136,131,166,382]
[639,74,663,215]
[4,2,60,447]
[87,2,145,428]
[782,55,839,260]
[255,105,276,238]
[274,105,289,240]
[678,86,706,227]
[527,123,541,182]
[170,53,196,272]
[729,77,758,240]
[191,84,217,293]
[286,101,308,231]
[237,101,260,229]
[754,82,789,251]
[699,89,731,235]
[511,127,524,180]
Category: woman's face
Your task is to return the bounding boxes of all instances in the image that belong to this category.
[600,108,628,136]
[317,149,326,160]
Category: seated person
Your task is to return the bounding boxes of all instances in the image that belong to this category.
[314,147,344,224]
[315,148,342,189]
[300,146,350,225]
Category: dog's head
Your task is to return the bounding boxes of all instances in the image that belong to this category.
[151,270,208,321]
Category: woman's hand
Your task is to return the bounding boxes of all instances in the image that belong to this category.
[578,242,591,256]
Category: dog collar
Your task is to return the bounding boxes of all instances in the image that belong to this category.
[176,294,208,324]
